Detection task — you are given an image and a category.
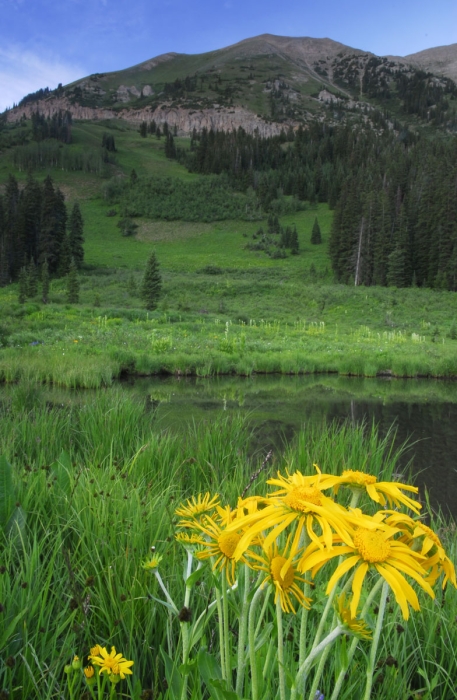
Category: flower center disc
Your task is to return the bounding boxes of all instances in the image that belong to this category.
[270,556,295,589]
[284,486,322,512]
[342,470,377,486]
[353,528,391,562]
[218,531,241,558]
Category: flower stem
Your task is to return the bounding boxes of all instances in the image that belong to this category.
[215,583,226,682]
[222,573,231,688]
[276,596,287,700]
[330,577,384,700]
[293,625,344,695]
[248,584,266,700]
[363,581,389,700]
[235,566,251,697]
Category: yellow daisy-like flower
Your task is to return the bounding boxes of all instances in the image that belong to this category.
[84,665,95,679]
[89,645,103,658]
[142,552,163,572]
[175,532,205,550]
[383,512,457,589]
[336,593,372,640]
[245,537,312,614]
[88,646,134,680]
[317,470,422,514]
[175,492,219,520]
[299,524,435,620]
[227,469,377,561]
[190,510,251,585]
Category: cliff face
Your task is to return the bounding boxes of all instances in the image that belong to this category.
[6,97,296,137]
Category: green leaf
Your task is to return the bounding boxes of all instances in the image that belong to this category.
[160,647,182,698]
[50,450,72,496]
[196,648,222,684]
[6,506,27,548]
[0,607,28,648]
[185,566,205,588]
[253,621,274,652]
[0,455,15,529]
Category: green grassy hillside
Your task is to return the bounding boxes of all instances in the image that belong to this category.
[2,120,457,386]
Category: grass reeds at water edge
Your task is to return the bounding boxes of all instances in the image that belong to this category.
[0,391,456,699]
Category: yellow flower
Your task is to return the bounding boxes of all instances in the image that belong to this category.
[175,532,205,550]
[337,593,372,640]
[88,646,133,680]
[299,523,435,620]
[227,469,377,560]
[190,508,253,584]
[142,552,163,572]
[317,470,422,514]
[84,665,96,686]
[245,537,311,614]
[175,492,219,520]
[89,645,103,658]
[384,512,457,589]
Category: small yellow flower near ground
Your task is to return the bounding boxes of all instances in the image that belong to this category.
[84,665,96,686]
[175,492,220,520]
[88,646,133,680]
[142,552,163,572]
[337,593,372,640]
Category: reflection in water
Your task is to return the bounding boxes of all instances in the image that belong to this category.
[3,374,457,515]
[130,374,457,517]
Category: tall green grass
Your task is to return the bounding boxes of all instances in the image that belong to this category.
[0,390,456,698]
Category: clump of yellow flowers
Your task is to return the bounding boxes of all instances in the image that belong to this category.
[166,466,456,700]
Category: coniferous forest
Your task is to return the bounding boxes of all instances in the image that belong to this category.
[0,173,84,286]
[166,121,457,290]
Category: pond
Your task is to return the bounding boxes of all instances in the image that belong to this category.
[121,373,457,517]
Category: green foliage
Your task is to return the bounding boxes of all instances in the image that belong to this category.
[66,258,80,303]
[18,266,27,303]
[311,216,322,245]
[114,175,262,222]
[68,202,85,267]
[141,252,162,310]
[41,259,50,303]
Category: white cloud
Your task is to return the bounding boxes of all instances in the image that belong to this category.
[0,45,85,112]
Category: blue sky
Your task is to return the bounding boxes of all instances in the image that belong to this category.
[1,0,456,111]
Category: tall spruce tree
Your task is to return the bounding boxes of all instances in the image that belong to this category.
[66,257,80,303]
[311,217,322,244]
[140,252,162,310]
[68,202,84,267]
[18,267,27,303]
[41,259,50,304]
[27,259,38,297]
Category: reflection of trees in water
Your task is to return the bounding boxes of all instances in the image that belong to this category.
[321,400,457,518]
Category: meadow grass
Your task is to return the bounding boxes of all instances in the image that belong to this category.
[0,392,456,699]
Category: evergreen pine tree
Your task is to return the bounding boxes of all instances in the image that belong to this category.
[127,273,137,295]
[18,266,27,303]
[139,121,148,138]
[386,247,406,287]
[27,259,38,297]
[311,217,322,244]
[41,259,50,304]
[140,252,162,310]
[66,258,80,303]
[59,233,72,276]
[68,202,84,267]
[290,226,299,255]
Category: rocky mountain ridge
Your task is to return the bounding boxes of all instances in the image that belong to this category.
[6,34,457,134]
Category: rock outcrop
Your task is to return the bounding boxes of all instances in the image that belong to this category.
[6,97,296,137]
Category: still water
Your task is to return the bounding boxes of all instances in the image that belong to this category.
[123,374,457,517]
